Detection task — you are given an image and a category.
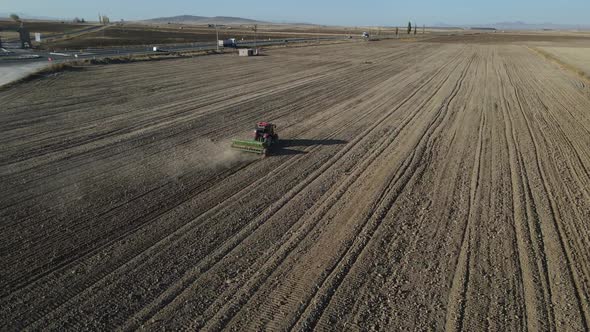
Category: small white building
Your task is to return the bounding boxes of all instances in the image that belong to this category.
[239,48,255,57]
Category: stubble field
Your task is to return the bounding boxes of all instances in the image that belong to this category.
[2,35,590,330]
[536,45,590,77]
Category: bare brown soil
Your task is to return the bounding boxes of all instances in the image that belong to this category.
[0,20,94,34]
[2,37,590,330]
[42,25,347,49]
[430,32,590,44]
[0,20,102,45]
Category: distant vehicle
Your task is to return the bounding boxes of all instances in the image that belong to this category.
[218,38,237,47]
[362,32,370,38]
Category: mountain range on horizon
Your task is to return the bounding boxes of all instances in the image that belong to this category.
[143,16,590,30]
[434,20,590,30]
[143,15,268,25]
[0,13,588,30]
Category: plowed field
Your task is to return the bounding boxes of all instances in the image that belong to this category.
[2,39,590,330]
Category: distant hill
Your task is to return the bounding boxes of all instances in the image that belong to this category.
[144,15,267,25]
[490,21,589,30]
[434,21,590,31]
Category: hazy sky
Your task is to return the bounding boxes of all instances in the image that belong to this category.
[2,0,589,26]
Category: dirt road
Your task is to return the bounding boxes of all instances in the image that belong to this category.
[0,62,46,87]
[1,39,590,330]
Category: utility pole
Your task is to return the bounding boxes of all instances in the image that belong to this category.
[215,24,219,52]
[317,25,320,44]
[253,24,258,49]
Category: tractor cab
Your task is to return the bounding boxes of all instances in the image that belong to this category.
[254,122,277,141]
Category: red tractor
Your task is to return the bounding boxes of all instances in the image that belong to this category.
[231,122,279,155]
[253,122,279,145]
